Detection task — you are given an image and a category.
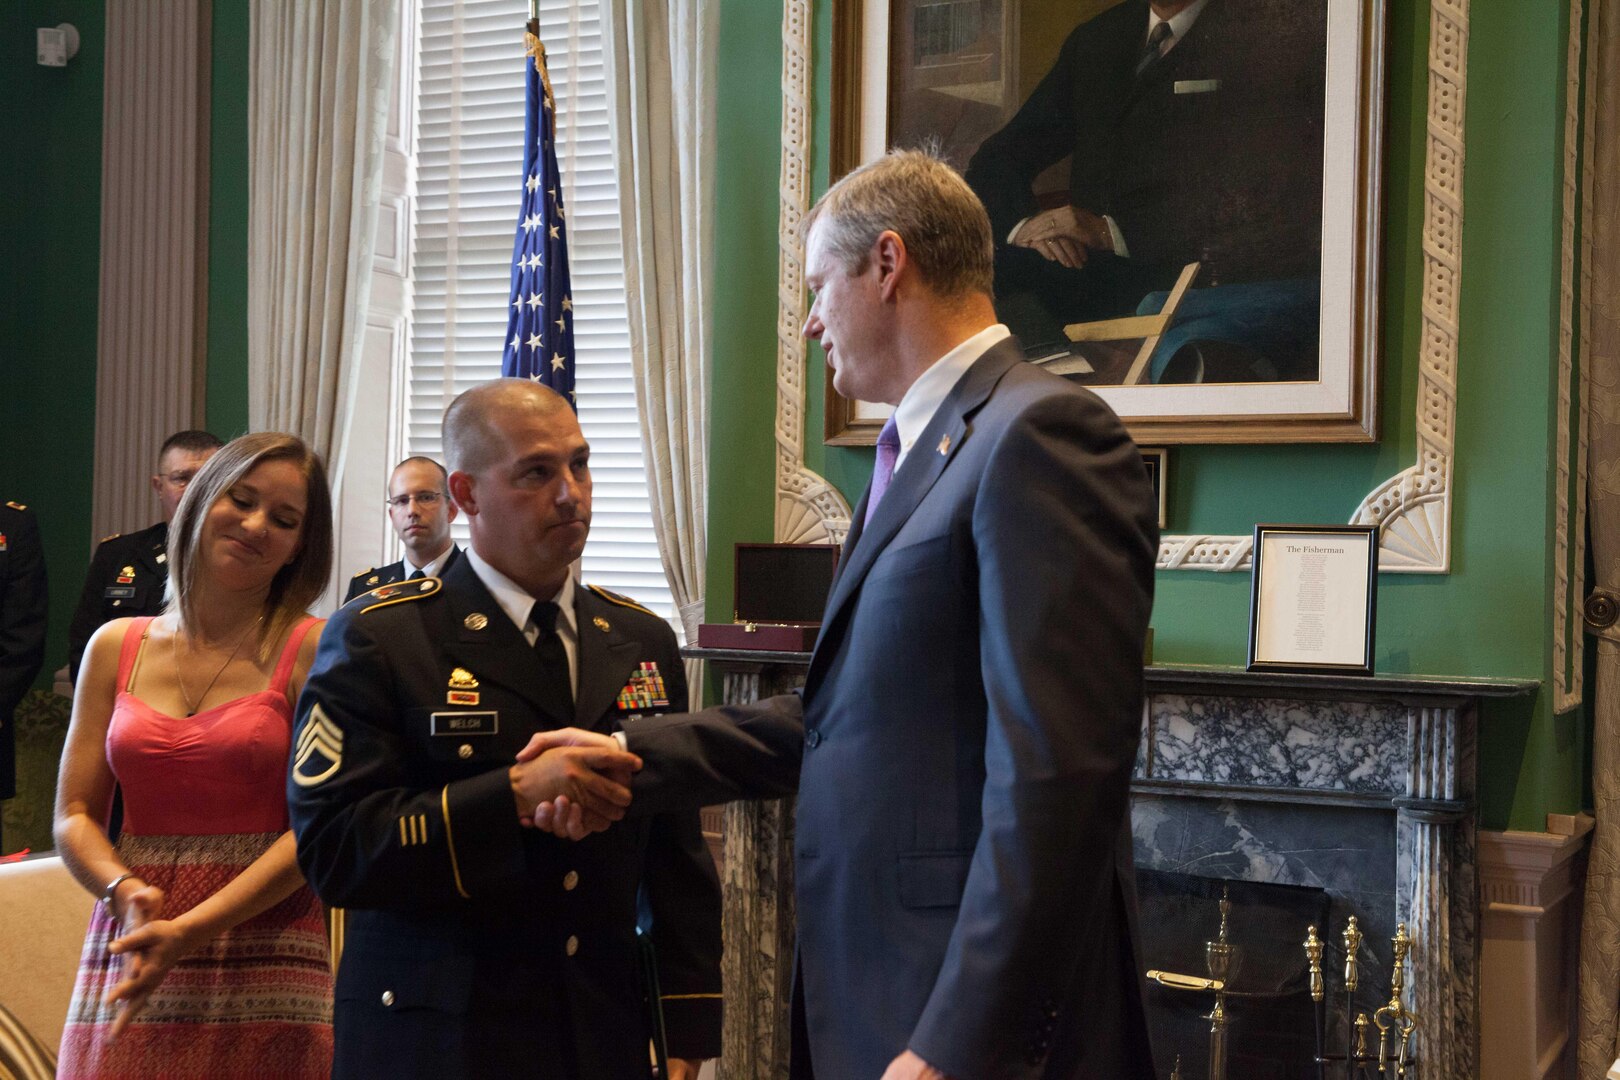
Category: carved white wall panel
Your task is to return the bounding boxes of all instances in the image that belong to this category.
[91,0,211,543]
[1553,0,1596,713]
[773,0,852,545]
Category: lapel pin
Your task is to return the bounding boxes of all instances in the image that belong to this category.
[419,579,434,592]
[937,434,951,456]
[448,668,480,690]
[156,553,166,564]
[593,616,610,632]
[464,612,489,631]
[367,574,381,585]
[117,565,135,583]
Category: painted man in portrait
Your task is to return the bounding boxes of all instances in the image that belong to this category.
[960,0,1328,383]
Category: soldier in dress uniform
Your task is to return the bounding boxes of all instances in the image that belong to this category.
[344,456,462,602]
[66,430,223,682]
[0,500,47,851]
[289,380,720,1080]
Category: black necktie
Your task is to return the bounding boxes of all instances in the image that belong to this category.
[408,569,426,581]
[530,601,575,721]
[1136,21,1173,79]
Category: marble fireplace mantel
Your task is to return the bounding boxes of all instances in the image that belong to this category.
[685,648,1537,1080]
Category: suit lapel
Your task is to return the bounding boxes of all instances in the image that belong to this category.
[815,341,1024,652]
[438,558,573,728]
[572,587,642,731]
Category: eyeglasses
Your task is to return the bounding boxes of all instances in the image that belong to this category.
[386,491,445,509]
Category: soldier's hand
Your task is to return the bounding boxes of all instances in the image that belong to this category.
[508,743,641,830]
[527,794,591,840]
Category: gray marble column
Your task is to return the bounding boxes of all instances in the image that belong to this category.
[1396,703,1476,1080]
[698,655,808,1080]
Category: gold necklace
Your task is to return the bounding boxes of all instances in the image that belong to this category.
[172,615,262,717]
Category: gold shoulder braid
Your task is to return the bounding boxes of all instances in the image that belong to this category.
[360,577,443,613]
[587,584,655,617]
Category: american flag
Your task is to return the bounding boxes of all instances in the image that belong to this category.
[502,29,575,404]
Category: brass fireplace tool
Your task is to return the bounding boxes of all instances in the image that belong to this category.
[1145,886,1238,1080]
[1304,918,1420,1077]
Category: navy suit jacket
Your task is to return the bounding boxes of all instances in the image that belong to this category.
[626,338,1159,1078]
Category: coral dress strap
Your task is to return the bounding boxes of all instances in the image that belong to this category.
[270,616,323,699]
[116,616,157,691]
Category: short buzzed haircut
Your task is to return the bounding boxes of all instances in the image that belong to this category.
[392,456,449,493]
[804,148,995,299]
[159,429,224,462]
[442,379,570,475]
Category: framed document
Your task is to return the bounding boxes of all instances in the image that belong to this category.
[1248,524,1378,675]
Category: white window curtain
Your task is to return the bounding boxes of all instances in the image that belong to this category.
[598,0,715,685]
[409,0,675,622]
[247,0,401,481]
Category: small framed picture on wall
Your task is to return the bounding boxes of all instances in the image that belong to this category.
[1140,448,1168,529]
[1248,524,1378,676]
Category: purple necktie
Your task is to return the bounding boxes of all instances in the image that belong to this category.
[865,416,901,526]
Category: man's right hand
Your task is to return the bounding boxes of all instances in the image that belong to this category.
[508,730,641,838]
[1011,204,1113,268]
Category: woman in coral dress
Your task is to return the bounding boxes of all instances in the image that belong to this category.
[54,433,336,1079]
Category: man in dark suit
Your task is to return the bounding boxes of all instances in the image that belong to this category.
[964,0,1326,373]
[66,429,222,681]
[289,380,721,1080]
[535,151,1159,1078]
[0,500,47,852]
[344,456,463,601]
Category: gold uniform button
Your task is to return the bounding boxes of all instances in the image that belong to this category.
[381,990,395,1006]
[565,935,580,957]
[458,744,474,759]
[563,870,579,891]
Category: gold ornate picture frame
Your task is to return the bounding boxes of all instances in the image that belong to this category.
[825,0,1384,446]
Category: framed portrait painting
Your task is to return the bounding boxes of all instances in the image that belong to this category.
[827,0,1385,445]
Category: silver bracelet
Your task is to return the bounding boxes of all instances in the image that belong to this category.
[101,871,136,908]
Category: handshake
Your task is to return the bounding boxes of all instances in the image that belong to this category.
[507,727,641,840]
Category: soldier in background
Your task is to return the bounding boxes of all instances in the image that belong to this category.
[67,431,222,682]
[343,456,462,602]
[0,500,47,852]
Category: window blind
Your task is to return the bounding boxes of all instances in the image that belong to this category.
[410,0,676,623]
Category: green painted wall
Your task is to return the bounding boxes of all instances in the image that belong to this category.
[0,0,254,680]
[207,0,251,439]
[706,0,1585,831]
[0,2,106,681]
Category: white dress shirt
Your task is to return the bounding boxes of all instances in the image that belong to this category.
[405,542,460,579]
[463,547,579,697]
[890,324,1011,474]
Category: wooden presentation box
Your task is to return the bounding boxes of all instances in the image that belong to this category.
[696,543,840,651]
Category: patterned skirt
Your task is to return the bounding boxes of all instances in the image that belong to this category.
[56,832,333,1080]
